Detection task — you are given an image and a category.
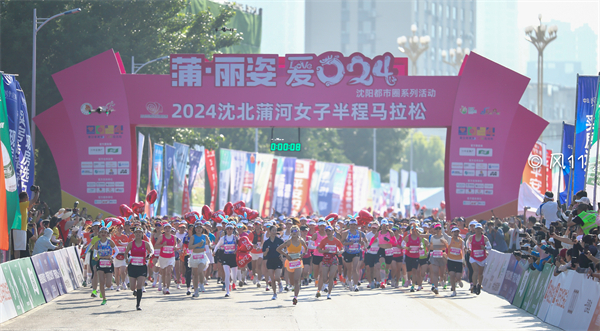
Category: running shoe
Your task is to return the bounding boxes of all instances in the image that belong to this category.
[257,282,261,288]
[142,287,146,293]
[410,286,415,292]
[458,280,463,288]
[177,284,181,290]
[450,290,457,297]
[200,284,205,292]
[253,277,258,285]
[133,290,137,297]
[109,286,114,291]
[265,286,270,292]
[326,294,331,300]
[116,286,121,292]
[91,290,97,298]
[284,286,289,292]
[82,281,87,287]
[278,283,283,293]
[136,306,142,311]
[232,284,236,291]
[165,288,170,294]
[158,284,162,292]
[186,289,191,295]
[380,282,385,289]
[271,294,277,300]
[433,287,439,295]
[354,286,359,292]
[222,283,226,291]
[225,293,230,297]
[417,285,423,291]
[315,291,321,298]
[101,299,107,305]
[476,284,481,295]
[192,293,199,298]
[292,297,298,305]
[469,283,474,293]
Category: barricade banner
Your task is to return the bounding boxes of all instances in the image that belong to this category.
[66,246,84,284]
[481,250,497,287]
[483,250,512,295]
[499,256,526,303]
[1,260,35,315]
[559,273,600,331]
[538,270,574,326]
[524,263,554,315]
[0,265,18,322]
[59,249,80,289]
[16,258,45,308]
[31,253,57,302]
[46,252,67,295]
[513,268,534,308]
[589,294,600,331]
[51,251,73,292]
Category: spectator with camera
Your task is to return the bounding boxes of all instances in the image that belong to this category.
[485,220,508,252]
[536,192,566,228]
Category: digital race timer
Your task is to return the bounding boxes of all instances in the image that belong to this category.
[270,142,302,152]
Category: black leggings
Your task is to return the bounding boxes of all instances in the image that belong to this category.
[184,255,192,288]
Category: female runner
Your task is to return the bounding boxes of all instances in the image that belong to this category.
[92,224,118,305]
[150,222,162,289]
[125,227,153,310]
[447,227,465,297]
[373,220,396,288]
[316,226,343,300]
[249,221,265,287]
[310,221,327,289]
[341,219,366,291]
[427,223,449,295]
[403,224,423,292]
[154,223,177,294]
[466,223,491,295]
[189,222,210,297]
[278,225,308,305]
[213,222,238,297]
[111,223,130,291]
[391,226,406,288]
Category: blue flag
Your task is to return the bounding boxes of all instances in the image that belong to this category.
[560,123,575,204]
[160,145,175,216]
[573,76,598,198]
[281,157,296,215]
[317,163,337,216]
[152,144,164,217]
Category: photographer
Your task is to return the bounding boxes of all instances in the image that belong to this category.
[11,186,40,259]
[508,217,526,252]
[485,220,508,252]
[567,197,598,236]
[536,192,566,228]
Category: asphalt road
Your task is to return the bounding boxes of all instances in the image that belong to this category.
[3,280,561,330]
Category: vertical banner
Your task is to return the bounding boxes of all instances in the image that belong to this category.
[31,253,55,302]
[135,132,144,202]
[371,171,382,213]
[546,149,553,194]
[281,157,296,215]
[498,255,525,303]
[0,131,7,250]
[317,163,337,216]
[52,251,74,292]
[181,177,190,214]
[537,269,574,326]
[46,252,66,296]
[160,145,175,216]
[339,164,353,216]
[262,157,278,217]
[188,147,204,211]
[241,153,256,205]
[0,266,17,322]
[205,149,217,210]
[272,157,286,214]
[0,262,27,315]
[145,136,153,217]
[400,170,409,215]
[409,171,418,216]
[3,75,34,197]
[353,166,369,213]
[1,259,44,315]
[218,149,231,210]
[573,76,599,197]
[560,124,575,203]
[252,153,274,212]
[291,159,311,215]
[229,150,246,204]
[0,78,21,230]
[301,160,317,215]
[331,164,349,214]
[310,162,324,215]
[390,169,399,208]
[522,141,546,195]
[172,142,189,216]
[152,144,164,216]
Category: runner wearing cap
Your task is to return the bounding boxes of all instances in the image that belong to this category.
[310,221,328,289]
[300,225,312,286]
[189,222,210,297]
[150,222,163,289]
[464,220,478,290]
[364,222,381,289]
[154,223,177,294]
[277,225,308,305]
[125,227,153,310]
[213,222,239,297]
[403,224,423,292]
[111,224,130,291]
[316,225,343,299]
[214,222,225,287]
[249,221,265,287]
[447,227,465,297]
[263,225,285,299]
[92,225,118,305]
[427,223,449,295]
[374,219,397,288]
[85,222,100,295]
[174,222,188,290]
[391,226,406,288]
[466,223,491,295]
[341,219,366,292]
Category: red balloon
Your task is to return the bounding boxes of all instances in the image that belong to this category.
[132,201,145,215]
[440,201,446,209]
[184,212,197,224]
[237,236,253,253]
[202,205,212,221]
[414,203,421,211]
[117,216,127,224]
[236,207,251,218]
[105,217,121,227]
[325,213,339,222]
[224,202,234,216]
[421,205,426,210]
[367,207,372,212]
[119,204,133,218]
[432,208,439,216]
[358,209,373,225]
[146,190,158,204]
[236,252,252,268]
[247,209,259,221]
[211,210,226,223]
[233,201,245,212]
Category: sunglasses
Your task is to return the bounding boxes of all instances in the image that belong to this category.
[291,229,299,233]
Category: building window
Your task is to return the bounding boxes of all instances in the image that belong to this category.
[452,7,456,19]
[432,3,436,15]
[446,5,449,18]
[431,24,435,38]
[453,28,456,37]
[438,26,442,38]
[363,20,372,33]
[460,8,464,20]
[470,10,473,22]
[431,47,435,61]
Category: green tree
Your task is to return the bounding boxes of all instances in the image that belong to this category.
[398,130,445,187]
[0,0,242,211]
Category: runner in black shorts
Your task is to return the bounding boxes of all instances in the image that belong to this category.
[263,225,284,300]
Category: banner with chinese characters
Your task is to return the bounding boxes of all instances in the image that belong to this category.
[262,157,278,217]
[152,144,164,216]
[291,159,311,215]
[522,141,546,196]
[205,149,217,210]
[218,149,231,210]
[272,157,286,214]
[229,150,246,204]
[35,50,546,219]
[353,166,369,213]
[281,157,296,215]
[172,142,189,216]
[339,164,353,216]
[331,164,349,214]
[252,153,273,212]
[187,147,204,211]
[160,145,175,216]
[241,152,256,206]
[573,76,598,199]
[309,162,324,215]
[317,163,337,216]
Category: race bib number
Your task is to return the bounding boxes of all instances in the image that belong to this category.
[192,253,205,260]
[118,246,127,253]
[99,259,111,268]
[473,249,484,258]
[385,248,394,256]
[223,244,235,254]
[308,241,316,249]
[450,247,461,256]
[130,257,145,266]
[325,245,337,253]
[349,243,360,251]
[162,246,174,254]
[431,250,443,258]
[419,249,425,256]
[368,246,379,254]
[393,247,401,255]
[409,247,419,254]
[289,260,302,269]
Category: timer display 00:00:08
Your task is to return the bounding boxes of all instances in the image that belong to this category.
[270,142,301,152]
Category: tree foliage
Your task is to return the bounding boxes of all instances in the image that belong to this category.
[398,130,445,187]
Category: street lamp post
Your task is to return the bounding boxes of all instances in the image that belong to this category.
[131,55,170,74]
[525,14,558,120]
[32,7,81,152]
[441,38,470,73]
[397,24,430,76]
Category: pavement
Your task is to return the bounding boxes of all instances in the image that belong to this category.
[2,280,561,330]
